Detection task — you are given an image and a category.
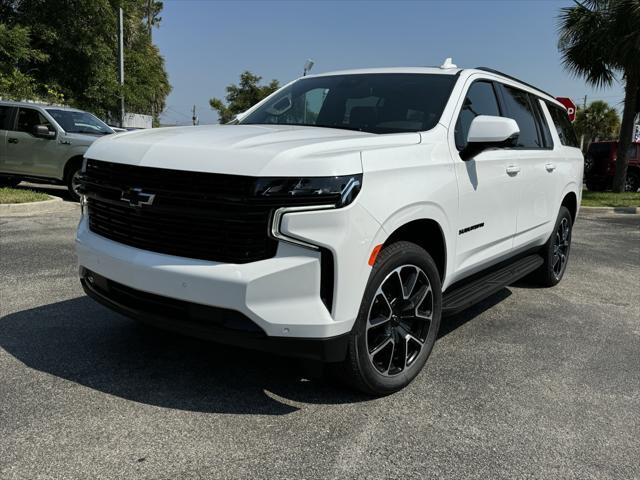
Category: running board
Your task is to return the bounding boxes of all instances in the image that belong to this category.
[442,254,543,316]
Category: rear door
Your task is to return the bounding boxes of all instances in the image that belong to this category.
[451,79,519,276]
[497,84,557,250]
[4,107,59,178]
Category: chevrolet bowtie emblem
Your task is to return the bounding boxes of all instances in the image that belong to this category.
[121,188,156,207]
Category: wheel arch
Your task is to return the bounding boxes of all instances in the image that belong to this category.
[383,218,447,283]
[561,191,578,223]
[63,155,85,181]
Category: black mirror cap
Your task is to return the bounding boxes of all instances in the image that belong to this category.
[33,125,56,139]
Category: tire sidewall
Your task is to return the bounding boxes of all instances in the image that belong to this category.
[542,206,573,286]
[66,166,82,202]
[625,171,639,192]
[351,242,442,394]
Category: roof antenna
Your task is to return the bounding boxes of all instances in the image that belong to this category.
[440,57,457,69]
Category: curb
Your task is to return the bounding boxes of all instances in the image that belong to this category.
[581,206,639,214]
[0,195,73,215]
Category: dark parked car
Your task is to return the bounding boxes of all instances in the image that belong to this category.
[584,141,640,192]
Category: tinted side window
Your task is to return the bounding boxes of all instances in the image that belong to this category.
[0,106,11,130]
[16,108,52,134]
[455,81,501,150]
[500,86,543,148]
[547,103,579,147]
[531,97,553,148]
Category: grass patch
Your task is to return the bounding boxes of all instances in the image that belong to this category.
[582,190,640,208]
[0,187,50,204]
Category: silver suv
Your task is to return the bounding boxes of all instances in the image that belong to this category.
[0,101,114,200]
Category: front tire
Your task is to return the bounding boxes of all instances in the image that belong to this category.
[531,206,573,287]
[339,241,442,396]
[65,165,82,202]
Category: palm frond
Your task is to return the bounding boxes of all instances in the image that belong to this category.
[557,0,617,87]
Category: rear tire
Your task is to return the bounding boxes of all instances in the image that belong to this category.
[0,176,21,188]
[531,206,573,287]
[624,171,639,192]
[337,241,442,396]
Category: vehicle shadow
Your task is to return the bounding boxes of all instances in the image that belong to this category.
[438,288,512,338]
[0,297,366,415]
[0,290,512,415]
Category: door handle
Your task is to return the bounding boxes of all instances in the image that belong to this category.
[7,137,18,144]
[506,165,521,175]
[545,163,556,172]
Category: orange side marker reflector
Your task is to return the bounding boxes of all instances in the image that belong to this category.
[368,244,383,266]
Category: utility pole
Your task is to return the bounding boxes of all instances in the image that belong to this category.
[580,94,587,150]
[118,7,125,128]
[192,105,198,126]
[147,0,153,39]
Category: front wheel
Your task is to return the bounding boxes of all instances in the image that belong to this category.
[531,206,573,287]
[65,166,82,202]
[338,241,442,396]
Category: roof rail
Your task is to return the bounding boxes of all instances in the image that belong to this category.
[474,67,556,100]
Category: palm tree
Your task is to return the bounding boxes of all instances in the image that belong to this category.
[558,0,640,192]
[574,100,621,148]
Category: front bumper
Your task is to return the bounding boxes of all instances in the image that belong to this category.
[76,202,383,350]
[80,268,349,362]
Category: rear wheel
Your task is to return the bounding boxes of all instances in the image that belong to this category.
[0,176,21,188]
[625,171,639,192]
[338,241,442,396]
[531,206,573,287]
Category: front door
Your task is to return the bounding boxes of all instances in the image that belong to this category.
[4,107,58,178]
[451,79,519,277]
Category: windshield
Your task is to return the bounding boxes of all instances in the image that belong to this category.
[240,73,457,134]
[46,109,113,135]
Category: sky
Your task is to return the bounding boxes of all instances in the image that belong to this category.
[154,0,626,126]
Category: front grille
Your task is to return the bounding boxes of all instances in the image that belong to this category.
[81,160,282,264]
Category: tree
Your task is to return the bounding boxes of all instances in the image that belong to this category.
[0,0,170,124]
[210,71,279,124]
[574,100,621,148]
[558,0,640,192]
[0,22,64,102]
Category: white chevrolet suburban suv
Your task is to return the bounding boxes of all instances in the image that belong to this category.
[76,64,583,395]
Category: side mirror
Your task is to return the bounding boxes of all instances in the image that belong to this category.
[460,116,519,161]
[467,115,519,144]
[33,125,56,139]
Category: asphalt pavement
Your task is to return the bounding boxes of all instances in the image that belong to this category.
[1,205,638,480]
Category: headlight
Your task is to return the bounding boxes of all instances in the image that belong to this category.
[254,174,362,207]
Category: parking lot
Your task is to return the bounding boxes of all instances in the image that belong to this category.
[1,203,639,480]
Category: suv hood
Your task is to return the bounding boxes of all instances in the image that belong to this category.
[85,124,420,177]
[63,131,108,146]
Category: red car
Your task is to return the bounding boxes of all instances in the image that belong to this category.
[584,141,640,192]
